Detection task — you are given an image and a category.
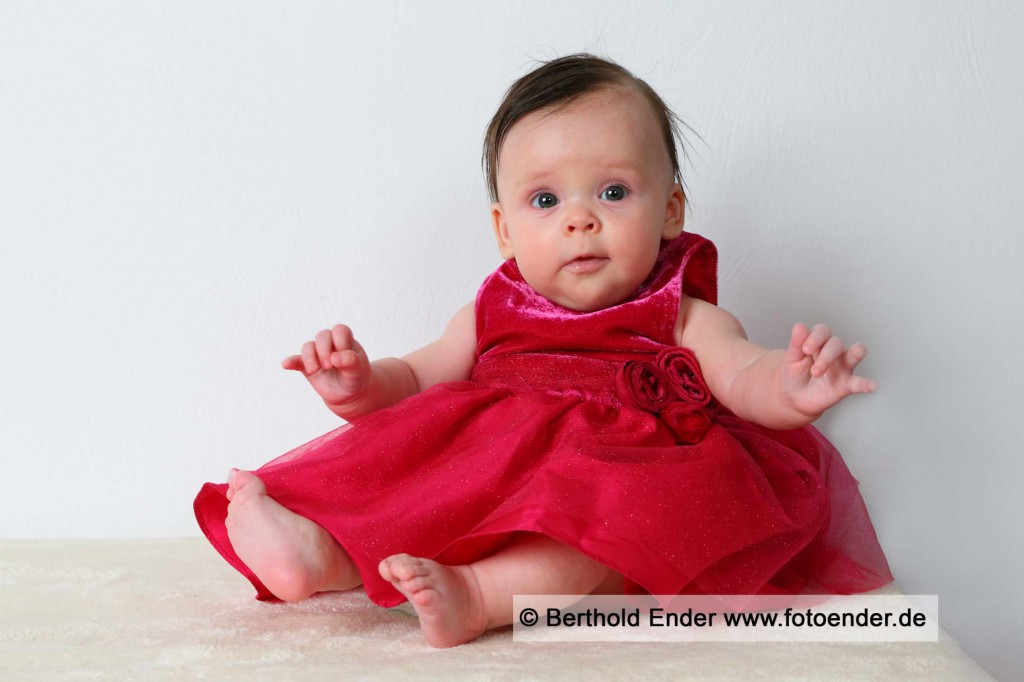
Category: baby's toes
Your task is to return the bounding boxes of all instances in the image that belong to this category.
[226,468,240,500]
[379,554,428,582]
[226,470,267,511]
[233,470,266,493]
[377,555,403,582]
[408,583,443,608]
[397,573,437,594]
[397,559,432,582]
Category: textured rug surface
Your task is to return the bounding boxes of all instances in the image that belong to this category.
[0,538,994,681]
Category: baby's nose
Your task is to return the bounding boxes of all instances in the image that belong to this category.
[566,219,596,232]
[563,204,600,233]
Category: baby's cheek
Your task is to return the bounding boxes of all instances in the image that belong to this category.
[621,253,658,287]
[518,262,555,296]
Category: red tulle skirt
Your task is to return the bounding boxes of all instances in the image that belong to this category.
[194,379,893,607]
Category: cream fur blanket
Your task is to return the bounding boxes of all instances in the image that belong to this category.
[0,538,994,680]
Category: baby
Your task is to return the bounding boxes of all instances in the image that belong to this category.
[197,53,891,648]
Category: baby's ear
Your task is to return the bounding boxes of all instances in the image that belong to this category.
[491,203,515,259]
[662,183,686,238]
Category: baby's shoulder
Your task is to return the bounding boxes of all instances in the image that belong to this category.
[675,294,747,349]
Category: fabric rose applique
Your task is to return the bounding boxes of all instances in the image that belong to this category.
[615,347,714,444]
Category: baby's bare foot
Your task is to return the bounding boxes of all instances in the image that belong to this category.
[225,469,359,602]
[378,554,489,648]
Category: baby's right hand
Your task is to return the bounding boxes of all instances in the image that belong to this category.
[281,324,371,408]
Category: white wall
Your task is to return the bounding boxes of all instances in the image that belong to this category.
[2,1,1021,679]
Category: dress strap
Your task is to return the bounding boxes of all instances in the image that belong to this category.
[675,232,718,306]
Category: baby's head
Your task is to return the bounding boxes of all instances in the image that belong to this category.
[483,54,690,312]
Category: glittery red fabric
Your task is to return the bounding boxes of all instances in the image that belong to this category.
[194,232,893,607]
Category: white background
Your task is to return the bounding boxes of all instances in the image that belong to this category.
[2,1,1021,679]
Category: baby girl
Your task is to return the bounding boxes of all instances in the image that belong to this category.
[195,53,893,648]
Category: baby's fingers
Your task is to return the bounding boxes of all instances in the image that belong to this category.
[332,325,367,366]
[281,355,305,371]
[316,329,343,371]
[282,345,334,375]
[784,323,812,363]
[841,343,868,373]
[331,324,354,354]
[842,344,877,393]
[848,375,879,394]
[802,323,832,356]
[329,349,361,369]
[811,336,845,377]
[301,340,321,374]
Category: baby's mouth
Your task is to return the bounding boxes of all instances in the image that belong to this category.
[566,256,609,274]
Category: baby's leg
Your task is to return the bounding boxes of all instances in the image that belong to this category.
[378,532,618,648]
[226,469,361,602]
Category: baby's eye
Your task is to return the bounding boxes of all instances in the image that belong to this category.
[531,192,558,209]
[600,185,629,202]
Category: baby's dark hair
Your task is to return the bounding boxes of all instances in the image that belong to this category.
[483,53,692,204]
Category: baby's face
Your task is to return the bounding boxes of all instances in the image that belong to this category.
[491,87,685,312]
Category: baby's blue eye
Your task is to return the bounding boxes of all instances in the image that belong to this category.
[531,192,558,209]
[601,185,629,201]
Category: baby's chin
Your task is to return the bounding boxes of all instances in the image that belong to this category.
[541,287,632,313]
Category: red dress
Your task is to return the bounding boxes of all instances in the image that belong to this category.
[194,232,893,607]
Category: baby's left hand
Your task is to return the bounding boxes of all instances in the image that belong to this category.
[780,323,877,419]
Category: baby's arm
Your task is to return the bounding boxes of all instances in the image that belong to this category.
[282,302,477,422]
[677,296,876,430]
[400,301,477,392]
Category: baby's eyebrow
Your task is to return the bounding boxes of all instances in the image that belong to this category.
[603,161,643,173]
[514,162,643,188]
[515,171,556,187]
